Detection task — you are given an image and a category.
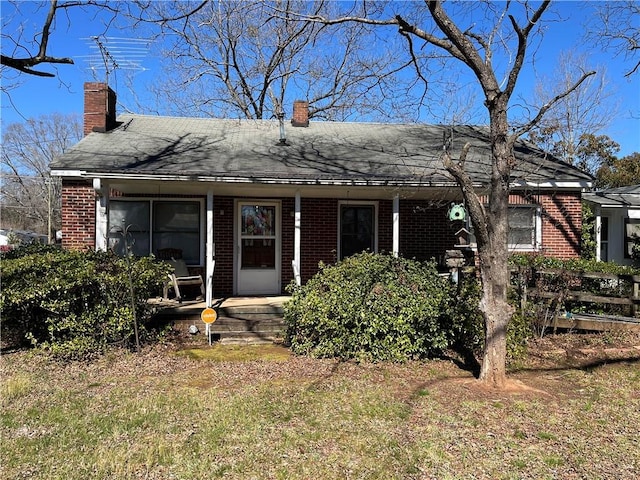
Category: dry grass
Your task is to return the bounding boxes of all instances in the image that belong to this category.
[1,335,639,479]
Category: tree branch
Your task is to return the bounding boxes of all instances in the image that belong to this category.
[442,142,488,246]
[503,1,550,99]
[1,0,75,77]
[513,70,596,138]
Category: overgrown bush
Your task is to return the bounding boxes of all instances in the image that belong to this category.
[284,252,538,363]
[285,252,463,362]
[0,245,172,360]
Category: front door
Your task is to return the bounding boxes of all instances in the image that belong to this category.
[236,201,281,295]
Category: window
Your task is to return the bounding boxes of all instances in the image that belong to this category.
[508,206,538,249]
[153,202,201,264]
[108,201,150,258]
[240,204,276,269]
[624,218,640,259]
[339,203,376,260]
[600,217,609,262]
[108,199,202,264]
[468,205,540,251]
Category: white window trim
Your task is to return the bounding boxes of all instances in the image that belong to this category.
[467,205,542,253]
[108,197,205,266]
[337,200,379,260]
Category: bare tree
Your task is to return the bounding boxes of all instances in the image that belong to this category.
[588,1,640,78]
[528,52,618,171]
[1,113,82,239]
[0,0,75,78]
[302,0,594,388]
[125,0,421,121]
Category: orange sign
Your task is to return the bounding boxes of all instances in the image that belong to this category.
[201,307,217,324]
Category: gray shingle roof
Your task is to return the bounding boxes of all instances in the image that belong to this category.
[52,114,592,187]
[584,185,640,207]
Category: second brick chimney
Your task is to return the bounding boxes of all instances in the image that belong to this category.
[291,100,309,127]
[84,82,117,136]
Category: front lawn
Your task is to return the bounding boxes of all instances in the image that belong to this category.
[1,335,639,479]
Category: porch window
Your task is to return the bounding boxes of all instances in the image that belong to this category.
[624,218,640,258]
[339,203,376,260]
[108,201,150,258]
[153,201,200,264]
[108,199,202,264]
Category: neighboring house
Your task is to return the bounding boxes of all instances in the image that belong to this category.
[584,185,640,265]
[51,83,592,302]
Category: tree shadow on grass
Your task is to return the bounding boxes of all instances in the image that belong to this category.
[440,345,482,378]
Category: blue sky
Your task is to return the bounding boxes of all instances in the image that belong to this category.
[1,1,638,157]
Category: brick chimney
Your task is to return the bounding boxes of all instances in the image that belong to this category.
[83,82,117,136]
[291,100,309,127]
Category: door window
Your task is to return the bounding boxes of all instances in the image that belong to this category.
[241,205,276,269]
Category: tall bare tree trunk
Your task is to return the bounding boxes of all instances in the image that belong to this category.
[476,104,515,387]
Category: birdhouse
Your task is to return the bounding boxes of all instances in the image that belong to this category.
[448,203,466,221]
[455,227,471,247]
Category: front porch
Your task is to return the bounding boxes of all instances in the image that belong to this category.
[151,296,290,344]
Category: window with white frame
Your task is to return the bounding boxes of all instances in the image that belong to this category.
[624,218,640,259]
[508,206,539,249]
[108,199,202,264]
[600,217,609,262]
[468,205,540,251]
[338,202,377,260]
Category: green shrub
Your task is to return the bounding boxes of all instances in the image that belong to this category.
[0,245,171,360]
[284,252,459,362]
[442,273,484,356]
[510,253,640,329]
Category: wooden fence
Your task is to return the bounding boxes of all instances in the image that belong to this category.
[512,267,640,332]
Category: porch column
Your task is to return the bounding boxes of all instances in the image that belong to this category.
[392,194,400,257]
[293,190,302,286]
[594,204,602,262]
[93,178,108,252]
[206,189,215,306]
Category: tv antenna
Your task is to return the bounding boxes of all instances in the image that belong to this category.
[79,36,150,83]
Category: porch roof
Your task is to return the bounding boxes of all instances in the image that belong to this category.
[584,185,640,208]
[52,114,592,188]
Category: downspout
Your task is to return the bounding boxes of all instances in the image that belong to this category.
[392,194,400,257]
[594,204,602,262]
[206,189,215,306]
[93,178,108,251]
[292,190,302,286]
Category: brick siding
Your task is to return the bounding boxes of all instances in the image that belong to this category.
[540,191,582,259]
[58,187,583,295]
[61,181,96,250]
[400,201,457,263]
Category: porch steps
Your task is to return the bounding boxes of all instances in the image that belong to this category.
[152,297,288,343]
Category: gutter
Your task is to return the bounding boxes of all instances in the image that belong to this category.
[50,169,590,190]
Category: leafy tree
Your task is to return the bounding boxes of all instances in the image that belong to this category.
[306,1,594,388]
[574,134,620,176]
[1,113,82,238]
[595,152,640,188]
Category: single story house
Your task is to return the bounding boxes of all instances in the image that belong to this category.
[584,185,640,265]
[51,82,592,304]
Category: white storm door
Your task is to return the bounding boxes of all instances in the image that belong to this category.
[236,201,281,295]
